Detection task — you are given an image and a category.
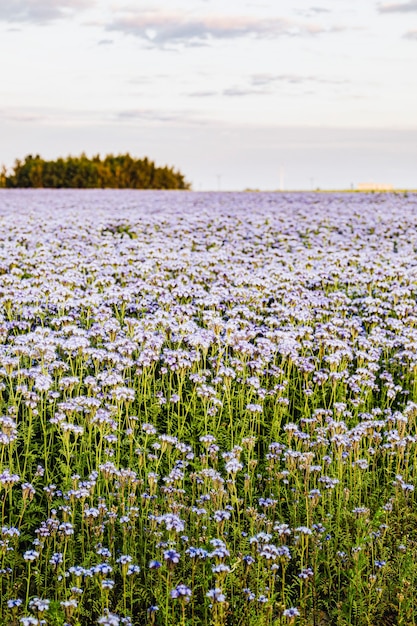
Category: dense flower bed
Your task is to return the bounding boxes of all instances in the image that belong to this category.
[0,190,416,626]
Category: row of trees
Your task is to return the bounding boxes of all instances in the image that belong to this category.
[0,153,191,189]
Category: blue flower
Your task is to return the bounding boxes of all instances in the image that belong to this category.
[170,584,192,602]
[206,588,226,603]
[163,549,180,566]
[283,607,300,618]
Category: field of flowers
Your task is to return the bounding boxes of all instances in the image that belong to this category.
[0,189,417,626]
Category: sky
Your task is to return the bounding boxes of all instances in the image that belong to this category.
[0,0,417,190]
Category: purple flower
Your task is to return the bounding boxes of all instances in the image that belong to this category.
[147,606,159,615]
[283,607,300,619]
[206,588,226,603]
[170,584,192,602]
[163,550,180,566]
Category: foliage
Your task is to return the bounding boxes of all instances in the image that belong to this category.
[0,153,191,189]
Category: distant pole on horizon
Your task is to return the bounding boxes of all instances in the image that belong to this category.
[279,167,284,191]
[216,174,222,191]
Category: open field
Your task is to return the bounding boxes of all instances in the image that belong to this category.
[1,190,417,625]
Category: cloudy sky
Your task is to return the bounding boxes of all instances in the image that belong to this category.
[1,0,416,190]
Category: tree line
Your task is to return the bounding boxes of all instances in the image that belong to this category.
[0,153,191,189]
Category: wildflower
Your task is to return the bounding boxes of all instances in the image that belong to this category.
[101,579,115,590]
[213,510,231,523]
[209,543,230,560]
[94,563,113,576]
[243,553,255,564]
[200,434,216,445]
[147,606,159,615]
[34,373,53,391]
[29,597,50,613]
[21,483,36,501]
[246,403,263,413]
[258,497,277,508]
[186,547,209,560]
[2,526,20,538]
[61,599,78,610]
[116,555,133,565]
[156,513,185,532]
[206,588,226,603]
[59,522,74,536]
[308,489,321,501]
[170,584,192,602]
[212,563,231,574]
[0,469,20,487]
[283,607,300,620]
[277,546,292,561]
[225,458,243,474]
[142,423,157,435]
[298,567,314,579]
[97,547,112,558]
[352,507,370,517]
[8,599,22,608]
[35,465,45,477]
[243,588,256,601]
[163,550,180,566]
[97,611,120,625]
[68,566,86,578]
[274,523,291,537]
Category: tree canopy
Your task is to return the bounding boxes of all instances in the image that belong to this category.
[0,153,191,189]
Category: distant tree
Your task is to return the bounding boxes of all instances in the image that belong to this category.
[0,166,7,188]
[3,153,191,190]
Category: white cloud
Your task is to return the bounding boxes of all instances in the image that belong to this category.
[0,108,44,122]
[105,10,337,46]
[222,86,268,96]
[251,73,348,86]
[115,108,206,125]
[309,7,331,13]
[187,90,218,97]
[379,1,417,12]
[0,0,94,24]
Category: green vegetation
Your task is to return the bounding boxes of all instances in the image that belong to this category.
[0,153,191,189]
